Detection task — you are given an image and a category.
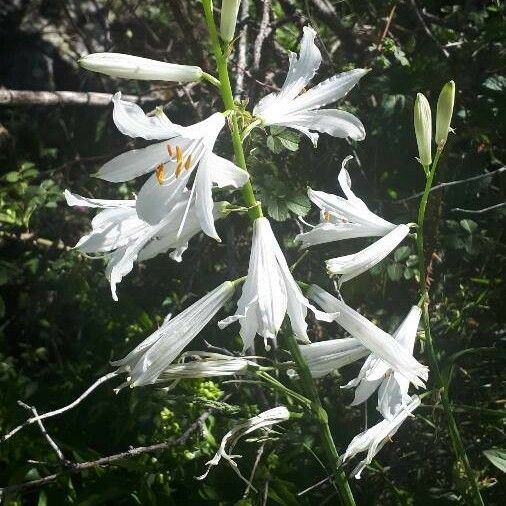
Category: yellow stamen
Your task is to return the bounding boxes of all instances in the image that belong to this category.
[175,161,184,178]
[324,211,331,222]
[155,163,165,184]
[166,143,174,157]
[184,154,193,170]
[176,145,183,163]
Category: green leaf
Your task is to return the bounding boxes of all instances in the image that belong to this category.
[286,194,311,217]
[268,199,290,222]
[5,171,19,183]
[394,245,411,262]
[483,448,506,472]
[460,219,478,234]
[387,263,404,281]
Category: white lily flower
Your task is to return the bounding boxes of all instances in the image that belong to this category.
[65,190,228,301]
[342,306,422,419]
[326,224,410,285]
[342,395,421,479]
[296,156,396,248]
[95,93,249,241]
[307,285,428,388]
[252,27,367,146]
[111,281,236,386]
[79,53,203,82]
[219,218,335,350]
[197,406,290,482]
[290,338,368,379]
[158,352,252,381]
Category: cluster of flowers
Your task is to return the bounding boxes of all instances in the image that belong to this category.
[68,23,427,479]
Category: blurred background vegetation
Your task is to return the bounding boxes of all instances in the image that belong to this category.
[0,0,505,504]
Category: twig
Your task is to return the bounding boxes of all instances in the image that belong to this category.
[377,5,397,52]
[1,372,118,444]
[0,89,164,107]
[0,411,211,498]
[253,0,272,70]
[451,202,506,214]
[298,475,331,496]
[235,0,250,98]
[18,402,66,463]
[390,167,506,204]
[408,0,449,58]
[243,442,265,497]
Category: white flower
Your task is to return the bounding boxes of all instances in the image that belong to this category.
[291,338,368,379]
[65,190,228,301]
[219,218,335,350]
[95,93,249,241]
[326,224,410,285]
[307,285,428,388]
[296,156,396,248]
[220,0,241,42]
[252,27,367,146]
[342,395,421,478]
[414,92,432,166]
[78,53,203,82]
[342,306,422,419]
[111,281,235,386]
[158,352,252,382]
[197,406,290,482]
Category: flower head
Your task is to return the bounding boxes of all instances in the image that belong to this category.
[197,406,290,482]
[435,80,455,147]
[307,285,428,388]
[79,53,203,82]
[219,218,335,350]
[253,27,367,146]
[111,281,235,386]
[220,0,242,42]
[296,156,396,248]
[65,190,229,301]
[342,306,422,419]
[95,93,248,241]
[414,93,432,166]
[342,395,421,478]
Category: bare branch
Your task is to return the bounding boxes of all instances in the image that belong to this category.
[1,372,118,444]
[18,402,66,464]
[451,202,506,214]
[390,167,506,204]
[0,90,163,107]
[0,411,212,498]
[235,0,250,98]
[253,0,272,70]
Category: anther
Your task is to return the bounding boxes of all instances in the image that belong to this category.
[176,145,183,163]
[184,154,192,170]
[175,161,184,178]
[324,211,331,222]
[155,163,165,184]
[166,144,174,157]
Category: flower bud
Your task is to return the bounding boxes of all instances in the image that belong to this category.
[435,80,455,147]
[414,93,432,166]
[220,0,241,42]
[78,53,203,82]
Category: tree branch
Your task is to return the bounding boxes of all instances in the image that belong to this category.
[0,90,163,107]
[0,411,212,498]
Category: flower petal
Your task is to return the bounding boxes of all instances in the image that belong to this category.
[112,92,183,140]
[195,153,220,241]
[64,189,135,208]
[326,224,410,284]
[210,154,249,188]
[96,141,170,182]
[289,68,369,113]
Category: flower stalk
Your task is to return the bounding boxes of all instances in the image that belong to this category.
[202,0,262,221]
[416,147,484,505]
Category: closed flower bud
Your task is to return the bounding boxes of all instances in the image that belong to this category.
[220,0,241,42]
[414,93,432,166]
[435,80,455,147]
[78,53,203,82]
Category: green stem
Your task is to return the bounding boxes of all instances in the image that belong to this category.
[256,370,312,410]
[284,333,356,506]
[202,0,262,221]
[416,149,484,506]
